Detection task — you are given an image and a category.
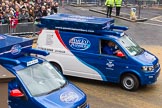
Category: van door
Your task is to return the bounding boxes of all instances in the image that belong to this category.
[94,39,128,82]
[70,38,128,82]
[98,54,127,82]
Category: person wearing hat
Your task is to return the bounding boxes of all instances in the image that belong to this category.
[18,7,29,23]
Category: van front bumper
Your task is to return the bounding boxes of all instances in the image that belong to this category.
[86,104,90,108]
[142,67,161,85]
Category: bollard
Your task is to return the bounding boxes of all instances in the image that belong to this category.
[0,65,16,108]
[130,8,137,21]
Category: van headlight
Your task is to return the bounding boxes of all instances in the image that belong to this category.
[142,66,154,72]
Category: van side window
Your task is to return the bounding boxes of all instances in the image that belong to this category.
[101,40,120,56]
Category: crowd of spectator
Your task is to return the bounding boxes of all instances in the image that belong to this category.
[0,0,59,24]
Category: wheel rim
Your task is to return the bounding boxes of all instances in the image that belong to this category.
[123,76,134,90]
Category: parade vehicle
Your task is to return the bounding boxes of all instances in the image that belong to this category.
[0,35,89,108]
[37,13,161,91]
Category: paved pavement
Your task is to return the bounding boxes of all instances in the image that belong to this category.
[89,7,147,22]
[70,4,162,22]
[58,5,162,46]
[89,6,162,22]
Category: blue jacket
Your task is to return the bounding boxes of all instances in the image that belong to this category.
[103,45,116,55]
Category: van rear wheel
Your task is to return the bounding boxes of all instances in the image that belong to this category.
[51,62,63,74]
[120,73,139,91]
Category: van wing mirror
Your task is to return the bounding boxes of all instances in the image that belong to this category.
[116,51,125,57]
[10,89,24,97]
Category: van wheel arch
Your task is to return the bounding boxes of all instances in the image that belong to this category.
[120,72,140,91]
[50,62,63,74]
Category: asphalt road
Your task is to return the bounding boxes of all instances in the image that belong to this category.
[59,5,162,46]
[58,5,162,108]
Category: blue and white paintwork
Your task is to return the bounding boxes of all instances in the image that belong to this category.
[37,14,160,90]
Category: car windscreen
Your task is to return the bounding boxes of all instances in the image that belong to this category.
[119,35,144,56]
[17,61,66,96]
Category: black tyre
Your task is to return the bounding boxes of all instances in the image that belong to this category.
[120,73,139,91]
[51,62,63,74]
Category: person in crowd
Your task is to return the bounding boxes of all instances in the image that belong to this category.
[5,0,9,7]
[9,1,15,9]
[1,2,6,11]
[18,7,29,23]
[46,5,51,16]
[4,7,13,24]
[41,5,47,16]
[19,1,26,9]
[14,8,20,19]
[34,5,42,22]
[54,2,59,14]
[0,11,6,24]
[50,2,55,14]
[10,13,18,30]
[51,1,58,14]
[115,0,122,16]
[105,0,115,17]
[40,0,47,6]
[9,7,15,17]
[28,8,35,22]
[27,3,33,11]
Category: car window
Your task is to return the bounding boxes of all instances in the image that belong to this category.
[17,62,66,96]
[119,35,144,56]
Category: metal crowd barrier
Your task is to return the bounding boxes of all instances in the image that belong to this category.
[0,24,9,34]
[0,22,41,37]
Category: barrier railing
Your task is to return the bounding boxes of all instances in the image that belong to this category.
[0,22,41,37]
[0,24,9,34]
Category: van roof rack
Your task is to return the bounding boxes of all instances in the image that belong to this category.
[0,35,49,64]
[38,13,128,35]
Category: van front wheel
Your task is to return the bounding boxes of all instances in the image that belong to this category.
[120,74,139,91]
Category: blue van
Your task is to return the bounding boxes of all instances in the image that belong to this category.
[0,35,89,108]
[37,13,161,91]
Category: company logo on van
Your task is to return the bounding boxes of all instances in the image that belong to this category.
[60,92,79,103]
[102,22,110,30]
[69,37,91,50]
[144,52,156,61]
[11,44,21,55]
[0,35,6,40]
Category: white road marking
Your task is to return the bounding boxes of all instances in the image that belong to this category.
[150,16,162,22]
[137,22,162,27]
[78,7,88,11]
